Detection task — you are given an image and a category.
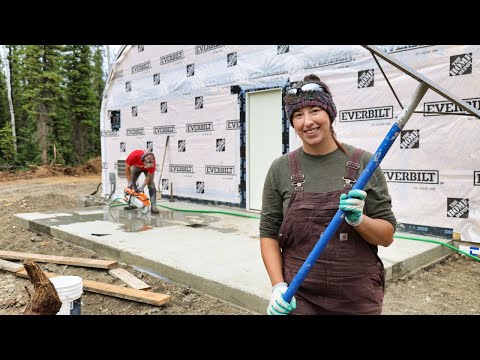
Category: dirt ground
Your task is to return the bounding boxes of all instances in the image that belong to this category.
[0,163,251,315]
[0,162,479,315]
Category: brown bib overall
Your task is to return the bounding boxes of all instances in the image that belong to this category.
[278,148,385,315]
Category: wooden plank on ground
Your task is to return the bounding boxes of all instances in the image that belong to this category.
[0,250,117,269]
[0,259,24,273]
[15,269,170,307]
[81,279,169,306]
[108,268,151,291]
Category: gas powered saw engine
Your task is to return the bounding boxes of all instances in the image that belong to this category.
[124,187,151,214]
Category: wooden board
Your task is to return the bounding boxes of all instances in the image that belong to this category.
[0,250,117,269]
[0,259,24,273]
[15,270,170,307]
[108,268,151,290]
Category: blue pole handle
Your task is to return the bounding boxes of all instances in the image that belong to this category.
[282,123,402,302]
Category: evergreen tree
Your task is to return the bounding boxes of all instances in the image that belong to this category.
[91,45,105,156]
[5,45,104,168]
[0,121,14,164]
[92,46,105,107]
[63,45,97,165]
[21,45,63,165]
[51,45,72,165]
[8,45,36,165]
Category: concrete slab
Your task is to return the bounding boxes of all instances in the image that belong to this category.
[13,201,453,314]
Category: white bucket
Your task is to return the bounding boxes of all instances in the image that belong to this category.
[50,276,83,315]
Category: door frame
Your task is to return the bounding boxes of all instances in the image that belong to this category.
[245,86,287,212]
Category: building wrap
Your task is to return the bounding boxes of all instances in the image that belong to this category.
[101,45,480,242]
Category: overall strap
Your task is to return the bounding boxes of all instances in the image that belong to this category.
[343,147,364,188]
[288,148,305,191]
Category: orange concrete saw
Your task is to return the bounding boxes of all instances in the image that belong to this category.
[124,187,151,214]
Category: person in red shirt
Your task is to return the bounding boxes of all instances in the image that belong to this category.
[125,150,160,214]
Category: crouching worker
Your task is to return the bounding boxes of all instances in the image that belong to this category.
[125,149,160,214]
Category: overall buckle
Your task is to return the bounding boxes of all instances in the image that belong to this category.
[342,177,356,188]
[291,175,305,191]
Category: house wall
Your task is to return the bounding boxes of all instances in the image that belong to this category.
[101,45,480,242]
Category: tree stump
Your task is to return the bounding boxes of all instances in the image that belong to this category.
[23,260,62,315]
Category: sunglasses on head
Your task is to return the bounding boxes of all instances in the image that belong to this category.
[286,82,328,96]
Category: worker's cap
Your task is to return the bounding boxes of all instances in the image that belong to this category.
[141,152,155,164]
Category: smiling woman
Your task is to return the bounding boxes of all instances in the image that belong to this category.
[259,73,397,315]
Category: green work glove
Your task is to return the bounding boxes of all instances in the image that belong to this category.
[339,189,366,227]
[267,282,296,315]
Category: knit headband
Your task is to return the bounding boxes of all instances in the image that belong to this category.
[284,80,337,125]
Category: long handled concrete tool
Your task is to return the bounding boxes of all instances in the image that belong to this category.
[283,45,480,303]
[157,135,170,193]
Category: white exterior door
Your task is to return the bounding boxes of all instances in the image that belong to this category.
[246,88,283,211]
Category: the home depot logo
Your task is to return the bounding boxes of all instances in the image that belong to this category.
[474,171,480,186]
[400,130,420,149]
[161,50,184,65]
[206,165,234,175]
[447,197,469,218]
[178,140,186,152]
[161,179,169,190]
[423,98,480,116]
[126,127,145,136]
[195,45,224,55]
[227,52,237,67]
[187,122,213,132]
[120,142,126,152]
[339,106,393,122]
[169,164,194,173]
[125,81,131,92]
[187,64,195,77]
[131,61,151,74]
[216,139,225,152]
[450,53,472,76]
[132,106,138,117]
[146,141,153,152]
[226,120,241,130]
[195,96,203,109]
[153,73,160,85]
[153,125,175,135]
[358,69,374,88]
[196,181,205,194]
[160,102,167,113]
[383,169,439,184]
[277,45,289,54]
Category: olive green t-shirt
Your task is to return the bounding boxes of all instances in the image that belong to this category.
[259,144,396,239]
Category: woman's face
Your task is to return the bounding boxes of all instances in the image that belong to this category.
[292,106,333,149]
